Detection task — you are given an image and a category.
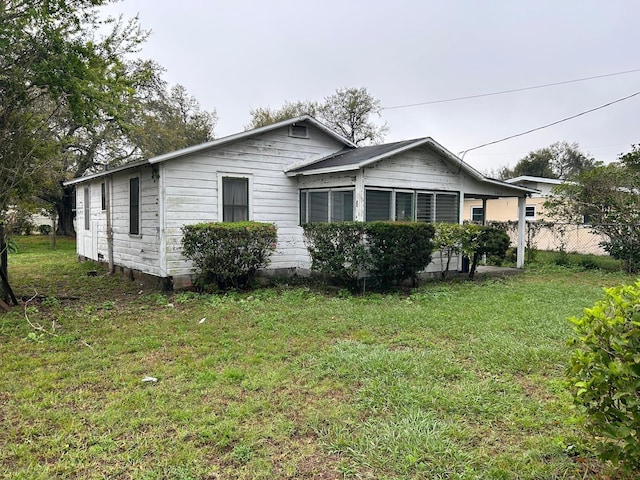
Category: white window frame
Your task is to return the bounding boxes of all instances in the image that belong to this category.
[217,173,253,222]
[471,206,484,223]
[129,175,141,236]
[525,205,536,220]
[83,186,90,231]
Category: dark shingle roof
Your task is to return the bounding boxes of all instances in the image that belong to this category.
[288,138,425,173]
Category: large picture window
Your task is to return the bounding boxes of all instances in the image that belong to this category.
[366,189,459,223]
[129,177,140,235]
[222,177,249,222]
[299,189,354,224]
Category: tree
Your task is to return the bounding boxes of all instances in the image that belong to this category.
[0,0,149,226]
[1,2,217,236]
[544,145,640,273]
[500,142,597,180]
[246,87,388,146]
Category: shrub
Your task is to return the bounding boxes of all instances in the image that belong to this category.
[567,281,640,471]
[303,222,435,290]
[364,222,435,288]
[181,222,277,290]
[302,222,369,290]
[38,224,52,236]
[468,226,511,278]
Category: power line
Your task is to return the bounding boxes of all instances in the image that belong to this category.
[382,68,640,111]
[459,90,640,157]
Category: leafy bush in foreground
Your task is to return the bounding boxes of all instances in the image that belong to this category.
[181,222,277,290]
[567,281,640,472]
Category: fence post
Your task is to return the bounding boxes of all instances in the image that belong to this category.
[0,223,7,302]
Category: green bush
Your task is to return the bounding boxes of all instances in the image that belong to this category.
[567,281,640,471]
[302,222,369,290]
[468,226,511,278]
[181,222,277,290]
[303,222,435,290]
[364,222,435,288]
[38,224,52,236]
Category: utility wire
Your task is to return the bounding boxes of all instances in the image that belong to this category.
[382,68,640,110]
[459,90,640,157]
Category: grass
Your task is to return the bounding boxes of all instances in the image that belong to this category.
[1,236,637,479]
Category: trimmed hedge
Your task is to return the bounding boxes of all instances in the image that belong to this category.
[303,222,435,290]
[181,222,277,290]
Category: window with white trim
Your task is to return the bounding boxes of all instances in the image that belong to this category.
[525,205,536,219]
[83,186,90,230]
[129,177,140,235]
[471,206,484,223]
[299,188,354,224]
[222,177,249,222]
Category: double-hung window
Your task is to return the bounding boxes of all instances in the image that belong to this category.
[222,177,249,222]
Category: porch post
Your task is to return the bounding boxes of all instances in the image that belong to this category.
[354,170,365,221]
[517,195,526,268]
[481,198,488,226]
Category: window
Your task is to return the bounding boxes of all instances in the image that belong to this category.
[366,190,392,221]
[129,177,140,235]
[83,186,90,230]
[435,193,459,222]
[299,189,354,224]
[331,190,353,222]
[471,206,484,223]
[308,191,329,222]
[101,182,106,211]
[395,192,414,221]
[525,205,536,219]
[416,193,433,222]
[289,124,309,138]
[222,177,249,222]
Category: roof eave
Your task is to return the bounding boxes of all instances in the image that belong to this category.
[63,158,150,186]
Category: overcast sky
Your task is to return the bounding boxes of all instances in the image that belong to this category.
[102,0,640,174]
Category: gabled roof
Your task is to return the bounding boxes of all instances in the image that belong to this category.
[286,136,538,196]
[64,115,355,186]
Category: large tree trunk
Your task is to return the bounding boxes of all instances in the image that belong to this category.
[56,184,76,237]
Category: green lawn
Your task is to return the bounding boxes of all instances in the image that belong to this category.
[0,237,636,479]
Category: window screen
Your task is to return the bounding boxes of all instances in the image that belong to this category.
[435,193,459,223]
[331,191,353,222]
[416,193,433,223]
[395,192,414,221]
[308,191,329,222]
[366,190,391,221]
[222,177,249,222]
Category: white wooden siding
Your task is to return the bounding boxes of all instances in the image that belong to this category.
[163,126,345,278]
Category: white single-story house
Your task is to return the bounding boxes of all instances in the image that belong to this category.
[64,115,537,288]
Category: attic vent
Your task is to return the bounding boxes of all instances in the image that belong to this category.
[289,124,309,138]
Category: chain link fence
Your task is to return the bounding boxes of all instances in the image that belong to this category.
[487,221,609,256]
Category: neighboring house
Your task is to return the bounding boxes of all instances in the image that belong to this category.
[463,175,607,255]
[64,116,537,288]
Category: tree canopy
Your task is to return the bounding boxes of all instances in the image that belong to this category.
[246,87,388,146]
[499,141,597,180]
[0,0,216,234]
[544,144,640,272]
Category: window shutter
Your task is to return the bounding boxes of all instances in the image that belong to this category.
[331,191,354,222]
[129,178,139,235]
[416,193,433,222]
[308,191,328,222]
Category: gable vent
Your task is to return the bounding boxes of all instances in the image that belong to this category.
[289,124,309,138]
